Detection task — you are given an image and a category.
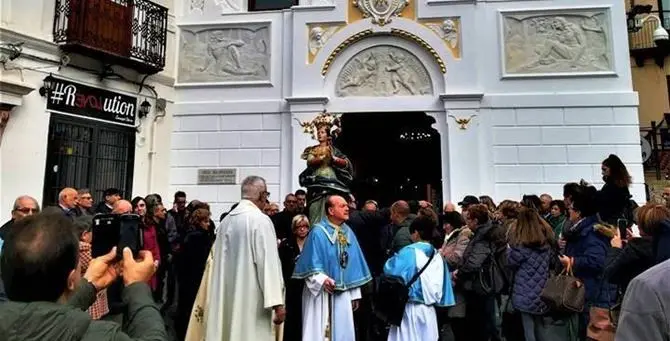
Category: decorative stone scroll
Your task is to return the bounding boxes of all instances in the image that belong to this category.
[178,24,271,84]
[502,8,613,76]
[335,45,433,97]
[353,0,409,26]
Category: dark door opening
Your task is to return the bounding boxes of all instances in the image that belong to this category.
[333,112,443,209]
[42,113,135,206]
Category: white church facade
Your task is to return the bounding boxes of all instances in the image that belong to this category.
[172,0,645,214]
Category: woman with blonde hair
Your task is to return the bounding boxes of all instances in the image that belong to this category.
[278,214,310,341]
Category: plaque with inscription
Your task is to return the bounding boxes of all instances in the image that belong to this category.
[198,169,237,185]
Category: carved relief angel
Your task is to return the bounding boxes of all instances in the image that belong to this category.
[308,26,340,56]
[426,19,459,50]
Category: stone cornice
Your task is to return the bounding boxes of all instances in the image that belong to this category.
[0,78,35,107]
[285,96,329,104]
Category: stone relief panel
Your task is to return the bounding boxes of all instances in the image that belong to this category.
[308,25,344,64]
[213,0,244,13]
[422,18,461,59]
[178,25,271,84]
[502,9,613,76]
[335,45,433,97]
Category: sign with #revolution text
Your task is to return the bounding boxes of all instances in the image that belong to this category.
[46,77,137,127]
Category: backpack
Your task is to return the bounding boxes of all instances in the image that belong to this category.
[374,248,436,326]
[473,241,509,296]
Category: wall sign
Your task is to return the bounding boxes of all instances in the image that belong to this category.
[46,78,137,126]
[198,168,237,185]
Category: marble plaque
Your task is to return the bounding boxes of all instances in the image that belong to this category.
[502,8,613,76]
[198,168,236,184]
[335,45,433,97]
[178,24,271,84]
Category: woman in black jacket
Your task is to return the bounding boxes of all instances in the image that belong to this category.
[175,208,214,341]
[604,204,668,293]
[597,154,632,225]
[455,204,506,341]
[278,214,309,341]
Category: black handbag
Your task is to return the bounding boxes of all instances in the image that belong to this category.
[374,249,436,326]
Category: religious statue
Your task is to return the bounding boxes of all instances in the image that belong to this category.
[296,111,354,224]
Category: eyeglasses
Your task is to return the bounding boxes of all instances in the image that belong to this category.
[79,196,93,200]
[15,207,38,214]
[296,224,309,230]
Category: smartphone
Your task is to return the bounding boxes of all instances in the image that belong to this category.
[91,214,143,260]
[617,219,628,240]
[91,214,119,258]
[117,214,142,259]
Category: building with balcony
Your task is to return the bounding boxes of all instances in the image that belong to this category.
[172,0,645,213]
[0,0,176,220]
[627,0,670,196]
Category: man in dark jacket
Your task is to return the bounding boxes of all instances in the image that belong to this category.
[95,188,121,214]
[271,193,300,240]
[0,212,166,341]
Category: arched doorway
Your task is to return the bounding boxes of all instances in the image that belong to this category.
[333,112,443,209]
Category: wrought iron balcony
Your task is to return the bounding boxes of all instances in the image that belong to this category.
[628,9,670,66]
[53,0,168,74]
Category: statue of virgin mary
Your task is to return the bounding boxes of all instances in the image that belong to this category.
[297,111,354,224]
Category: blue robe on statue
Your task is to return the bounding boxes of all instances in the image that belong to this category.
[384,242,455,341]
[292,217,372,341]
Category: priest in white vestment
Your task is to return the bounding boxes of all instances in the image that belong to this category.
[201,176,285,341]
[384,216,456,341]
[292,195,372,341]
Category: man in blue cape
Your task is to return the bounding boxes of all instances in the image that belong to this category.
[292,195,371,341]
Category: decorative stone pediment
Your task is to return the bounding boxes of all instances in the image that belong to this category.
[335,45,433,97]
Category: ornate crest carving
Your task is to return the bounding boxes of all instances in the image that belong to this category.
[353,0,409,26]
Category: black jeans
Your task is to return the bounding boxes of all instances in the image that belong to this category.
[465,293,500,341]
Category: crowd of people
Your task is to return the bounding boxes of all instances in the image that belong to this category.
[1,153,670,341]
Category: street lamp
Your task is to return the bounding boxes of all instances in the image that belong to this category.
[138,100,151,119]
[38,74,56,97]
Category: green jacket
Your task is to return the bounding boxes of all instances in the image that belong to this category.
[0,279,167,341]
[391,215,416,254]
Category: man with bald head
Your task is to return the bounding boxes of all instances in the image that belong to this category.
[389,200,415,253]
[443,202,456,213]
[112,200,133,214]
[1,195,41,241]
[58,188,78,219]
[293,195,372,341]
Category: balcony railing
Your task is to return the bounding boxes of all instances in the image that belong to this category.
[53,0,168,74]
[629,10,670,50]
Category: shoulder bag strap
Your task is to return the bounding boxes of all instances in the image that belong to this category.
[407,248,436,288]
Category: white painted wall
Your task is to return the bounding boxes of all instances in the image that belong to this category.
[0,0,177,221]
[173,0,645,213]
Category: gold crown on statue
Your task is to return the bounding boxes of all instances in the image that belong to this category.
[296,110,342,140]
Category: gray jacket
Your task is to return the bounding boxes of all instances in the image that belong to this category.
[615,259,670,341]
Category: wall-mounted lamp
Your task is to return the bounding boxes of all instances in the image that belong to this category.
[38,74,56,97]
[138,100,151,119]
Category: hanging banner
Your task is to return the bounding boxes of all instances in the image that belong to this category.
[46,77,137,126]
